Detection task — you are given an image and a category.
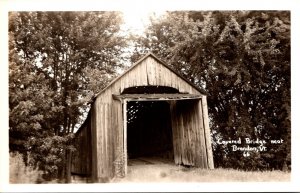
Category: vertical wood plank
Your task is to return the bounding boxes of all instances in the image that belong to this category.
[194,101,200,166]
[193,101,201,167]
[170,101,178,164]
[201,96,214,169]
[97,103,103,178]
[123,100,128,175]
[104,104,108,177]
[174,102,180,165]
[87,116,92,176]
[118,101,124,176]
[189,101,196,165]
[178,104,184,164]
[181,102,188,165]
[112,100,117,176]
[91,103,98,181]
[108,103,113,178]
[198,100,208,168]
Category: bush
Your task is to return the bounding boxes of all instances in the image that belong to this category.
[9,152,43,183]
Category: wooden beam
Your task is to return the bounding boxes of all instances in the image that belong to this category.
[123,100,128,175]
[113,93,203,101]
[201,96,214,169]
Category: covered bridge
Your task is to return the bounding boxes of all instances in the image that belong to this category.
[71,53,214,182]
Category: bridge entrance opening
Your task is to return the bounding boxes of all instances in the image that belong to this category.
[127,100,174,164]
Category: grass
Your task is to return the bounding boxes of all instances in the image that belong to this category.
[112,161,290,183]
[9,152,43,183]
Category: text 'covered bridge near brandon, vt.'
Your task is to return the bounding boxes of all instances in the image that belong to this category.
[71,53,214,182]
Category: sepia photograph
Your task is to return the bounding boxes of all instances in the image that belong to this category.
[1,0,299,192]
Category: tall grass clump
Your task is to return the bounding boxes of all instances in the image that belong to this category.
[10,152,43,183]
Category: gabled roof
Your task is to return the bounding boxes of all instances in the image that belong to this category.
[91,52,206,102]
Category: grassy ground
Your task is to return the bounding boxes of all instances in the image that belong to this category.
[112,157,290,183]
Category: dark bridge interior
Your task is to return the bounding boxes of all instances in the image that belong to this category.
[122,85,179,94]
[127,101,174,160]
[123,86,178,162]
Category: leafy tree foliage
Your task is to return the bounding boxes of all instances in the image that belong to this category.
[9,11,126,181]
[131,11,290,170]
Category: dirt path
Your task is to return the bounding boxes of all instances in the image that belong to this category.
[112,157,290,183]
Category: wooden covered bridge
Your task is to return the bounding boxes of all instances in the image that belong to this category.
[71,53,214,182]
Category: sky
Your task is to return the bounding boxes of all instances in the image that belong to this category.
[116,9,166,72]
[118,3,166,35]
[121,10,166,35]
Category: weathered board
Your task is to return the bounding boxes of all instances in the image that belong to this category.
[170,100,208,167]
[71,113,92,176]
[113,93,202,101]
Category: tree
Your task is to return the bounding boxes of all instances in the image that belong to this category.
[9,11,127,181]
[131,11,290,170]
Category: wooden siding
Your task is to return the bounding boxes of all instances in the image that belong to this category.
[94,101,114,181]
[112,99,125,177]
[71,114,92,176]
[170,99,210,168]
[96,56,203,105]
[90,103,98,181]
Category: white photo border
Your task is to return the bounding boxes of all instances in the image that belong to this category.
[1,0,299,192]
